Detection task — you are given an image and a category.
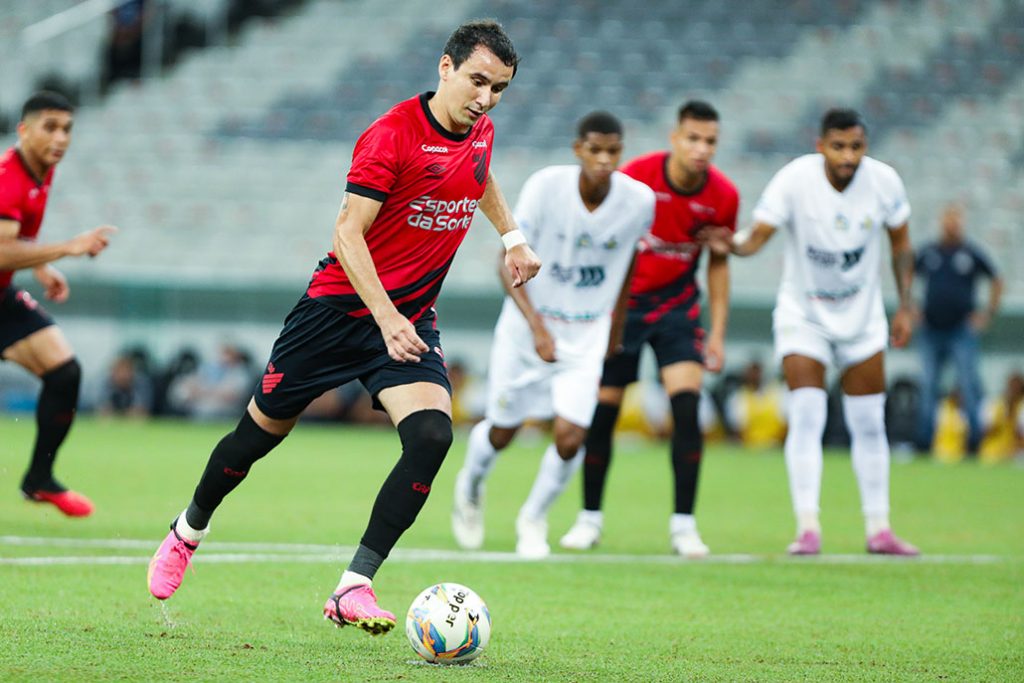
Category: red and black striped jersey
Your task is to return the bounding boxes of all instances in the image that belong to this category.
[622,151,738,296]
[0,147,55,289]
[307,92,494,322]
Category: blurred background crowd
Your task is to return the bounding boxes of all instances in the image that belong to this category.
[1,0,1021,464]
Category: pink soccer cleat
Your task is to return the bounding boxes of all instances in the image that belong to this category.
[148,523,200,600]
[867,529,920,556]
[24,488,94,517]
[323,584,396,635]
[787,530,822,556]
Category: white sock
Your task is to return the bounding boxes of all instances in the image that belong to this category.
[175,510,208,543]
[797,511,822,535]
[519,444,582,521]
[463,420,501,503]
[865,515,890,537]
[843,393,891,530]
[578,509,603,528]
[669,513,697,536]
[784,387,828,531]
[337,570,371,590]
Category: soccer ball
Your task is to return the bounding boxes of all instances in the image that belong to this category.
[405,582,491,664]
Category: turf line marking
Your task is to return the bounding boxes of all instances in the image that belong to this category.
[0,536,1007,566]
[0,535,346,553]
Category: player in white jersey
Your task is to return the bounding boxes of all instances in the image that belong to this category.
[702,109,919,556]
[451,111,655,558]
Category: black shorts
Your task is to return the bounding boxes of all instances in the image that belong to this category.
[0,287,55,355]
[601,289,704,388]
[253,295,451,420]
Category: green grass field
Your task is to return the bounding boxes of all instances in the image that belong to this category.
[1,417,1021,681]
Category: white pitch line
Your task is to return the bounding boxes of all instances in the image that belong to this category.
[0,536,1008,566]
[0,535,351,553]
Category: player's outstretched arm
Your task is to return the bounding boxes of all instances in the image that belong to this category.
[332,192,427,363]
[698,222,776,258]
[888,222,915,348]
[0,221,115,271]
[479,169,541,287]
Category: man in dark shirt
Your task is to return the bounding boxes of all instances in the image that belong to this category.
[914,203,1003,454]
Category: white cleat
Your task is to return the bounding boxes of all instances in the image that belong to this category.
[671,529,710,558]
[559,515,602,550]
[451,469,484,550]
[515,512,550,560]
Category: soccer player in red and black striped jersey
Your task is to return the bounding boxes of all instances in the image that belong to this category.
[560,101,738,557]
[0,91,116,518]
[147,20,541,634]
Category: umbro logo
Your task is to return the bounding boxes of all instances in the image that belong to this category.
[425,163,446,175]
[262,362,284,394]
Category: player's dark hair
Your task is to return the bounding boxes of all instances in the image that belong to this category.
[577,111,623,139]
[677,100,719,123]
[820,108,867,136]
[21,91,74,120]
[443,19,520,78]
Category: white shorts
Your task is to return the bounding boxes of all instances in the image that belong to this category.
[485,302,608,428]
[772,303,888,371]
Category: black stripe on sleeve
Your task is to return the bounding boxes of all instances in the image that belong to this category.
[346,182,387,203]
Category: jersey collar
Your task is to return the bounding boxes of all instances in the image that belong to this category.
[419,92,473,143]
[662,153,707,196]
[13,147,47,186]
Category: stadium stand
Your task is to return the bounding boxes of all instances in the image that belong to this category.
[0,0,1021,390]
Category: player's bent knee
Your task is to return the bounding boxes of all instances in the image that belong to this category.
[669,391,701,444]
[398,409,453,474]
[488,425,519,450]
[43,357,81,392]
[247,399,299,437]
[555,442,581,461]
[597,386,625,405]
[554,433,585,460]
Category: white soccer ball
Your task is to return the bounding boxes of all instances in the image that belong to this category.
[405,582,491,664]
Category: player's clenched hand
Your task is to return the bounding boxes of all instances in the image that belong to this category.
[69,225,117,257]
[532,323,557,363]
[34,265,69,303]
[505,243,541,288]
[379,311,429,363]
[890,307,913,348]
[696,227,733,257]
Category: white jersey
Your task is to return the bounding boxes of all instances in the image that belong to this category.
[512,164,655,329]
[485,165,654,426]
[752,153,911,340]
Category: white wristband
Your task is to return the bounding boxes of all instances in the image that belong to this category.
[501,229,527,251]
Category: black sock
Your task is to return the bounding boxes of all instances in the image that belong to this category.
[583,402,620,512]
[22,359,81,493]
[670,391,703,515]
[355,410,452,569]
[186,411,284,529]
[346,544,386,581]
